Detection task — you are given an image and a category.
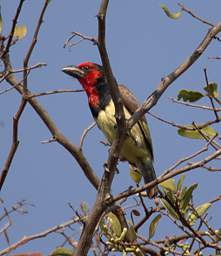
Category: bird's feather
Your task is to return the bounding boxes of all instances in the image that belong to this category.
[118,84,154,160]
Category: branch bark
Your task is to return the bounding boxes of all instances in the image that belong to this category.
[128,21,221,129]
[75,1,127,255]
[0,217,83,256]
[0,99,27,191]
[113,147,221,202]
[2,52,100,191]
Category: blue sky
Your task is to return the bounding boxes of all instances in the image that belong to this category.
[1,0,221,254]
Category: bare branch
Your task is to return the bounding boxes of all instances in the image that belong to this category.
[75,1,127,254]
[178,3,214,27]
[0,62,46,84]
[208,56,221,60]
[148,112,190,129]
[203,68,219,121]
[29,89,83,98]
[40,137,56,144]
[2,52,100,191]
[0,99,27,191]
[79,122,96,151]
[170,97,221,112]
[23,0,50,92]
[113,147,221,202]
[63,32,97,48]
[162,138,212,175]
[128,21,221,129]
[0,217,85,256]
[1,0,25,57]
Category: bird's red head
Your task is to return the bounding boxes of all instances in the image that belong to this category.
[62,62,103,96]
[62,62,105,108]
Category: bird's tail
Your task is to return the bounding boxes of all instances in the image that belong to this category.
[137,159,158,198]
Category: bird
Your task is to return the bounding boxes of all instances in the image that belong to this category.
[62,62,157,198]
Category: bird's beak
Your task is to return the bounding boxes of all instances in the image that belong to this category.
[62,66,85,79]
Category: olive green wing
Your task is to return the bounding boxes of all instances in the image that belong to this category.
[118,84,154,160]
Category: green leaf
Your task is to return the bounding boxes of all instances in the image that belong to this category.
[160,4,182,19]
[149,214,161,239]
[180,184,198,213]
[13,24,27,39]
[50,247,74,256]
[167,191,176,204]
[188,203,211,225]
[204,82,219,98]
[161,198,179,219]
[177,175,185,191]
[177,89,204,102]
[160,178,176,192]
[127,223,137,242]
[0,6,2,33]
[107,212,122,237]
[180,186,187,199]
[178,125,217,140]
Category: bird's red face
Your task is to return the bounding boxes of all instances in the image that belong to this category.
[62,62,104,108]
[62,62,103,95]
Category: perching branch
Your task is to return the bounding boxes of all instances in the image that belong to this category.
[97,0,126,188]
[75,1,127,255]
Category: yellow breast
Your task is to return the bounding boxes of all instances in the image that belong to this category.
[96,100,151,164]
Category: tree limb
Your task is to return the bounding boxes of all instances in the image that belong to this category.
[0,99,27,191]
[128,21,221,129]
[2,52,100,191]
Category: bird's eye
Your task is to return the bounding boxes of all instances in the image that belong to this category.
[82,66,89,71]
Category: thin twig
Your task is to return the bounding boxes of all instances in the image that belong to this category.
[202,166,221,172]
[23,0,50,92]
[63,32,97,48]
[177,3,221,42]
[112,147,221,202]
[203,68,219,121]
[192,122,220,150]
[0,99,27,191]
[170,97,221,112]
[148,112,191,129]
[178,3,214,27]
[208,56,221,60]
[190,204,221,241]
[1,0,25,57]
[29,89,83,98]
[0,217,85,256]
[163,135,216,175]
[40,137,56,144]
[79,122,96,151]
[2,51,100,191]
[149,111,221,131]
[128,21,221,129]
[0,62,46,84]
